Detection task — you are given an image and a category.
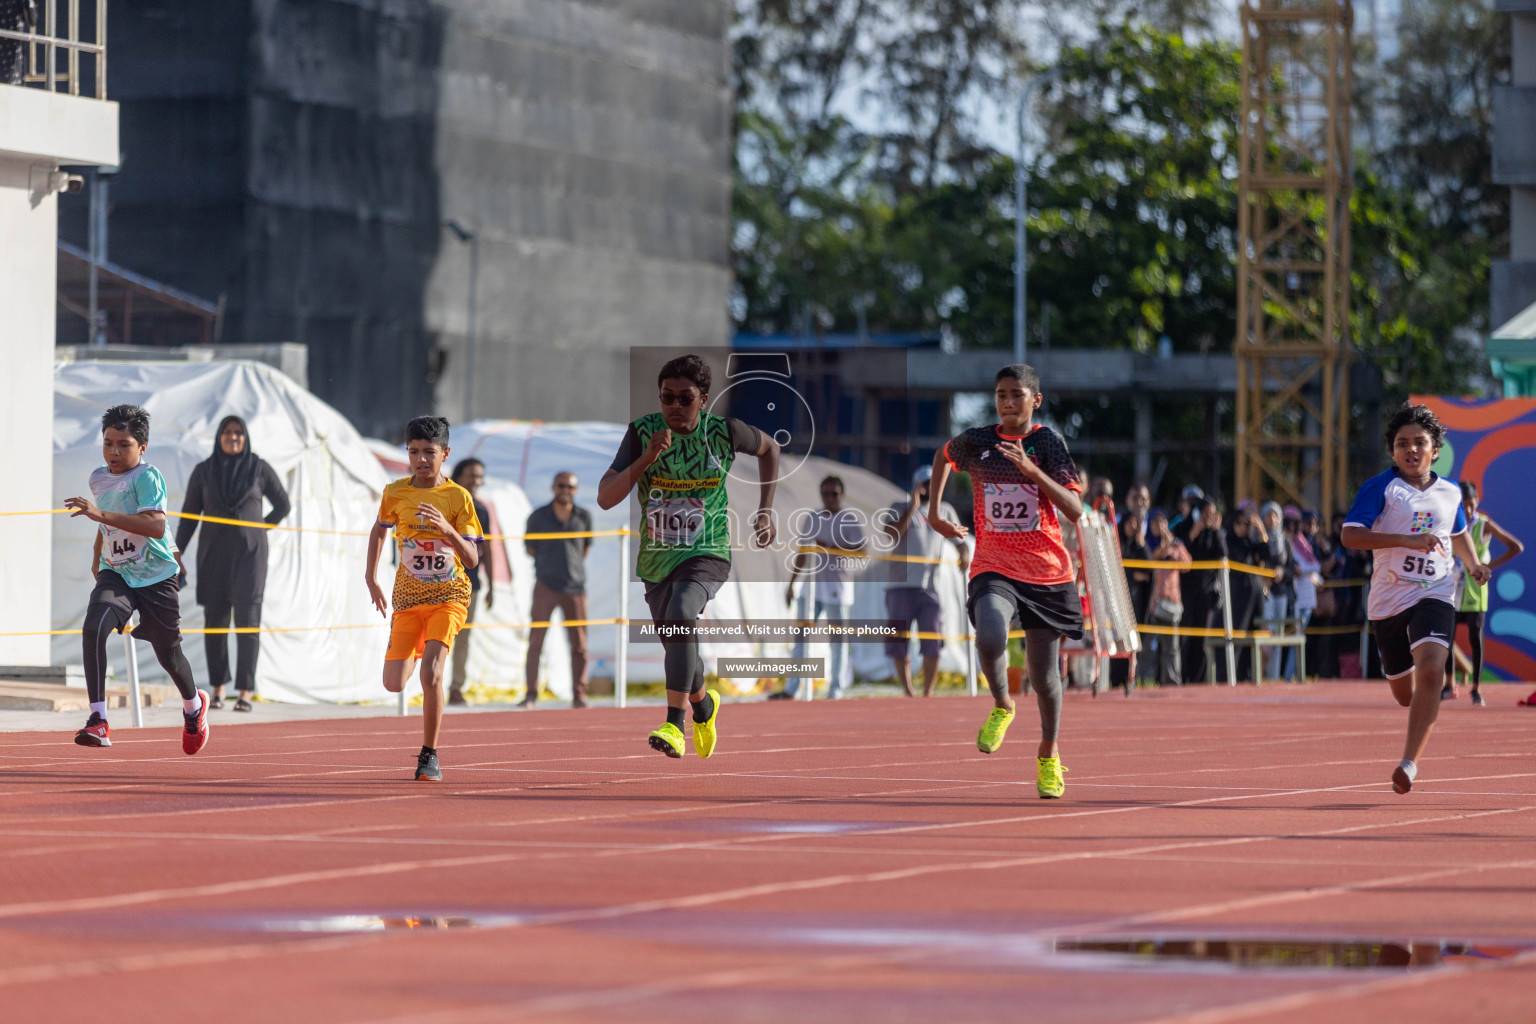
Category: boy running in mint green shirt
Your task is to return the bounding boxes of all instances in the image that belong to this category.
[64,405,210,753]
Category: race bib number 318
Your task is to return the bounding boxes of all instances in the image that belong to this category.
[401,539,456,583]
[983,482,1040,533]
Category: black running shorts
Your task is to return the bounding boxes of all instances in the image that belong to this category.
[89,568,183,648]
[1372,598,1455,680]
[966,572,1084,641]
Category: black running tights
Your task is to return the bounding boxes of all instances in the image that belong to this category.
[82,603,198,705]
[652,581,712,695]
[973,594,1064,742]
[1444,617,1485,686]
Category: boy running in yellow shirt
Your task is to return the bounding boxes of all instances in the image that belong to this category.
[365,416,483,781]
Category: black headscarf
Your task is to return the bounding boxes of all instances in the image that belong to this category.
[208,415,262,511]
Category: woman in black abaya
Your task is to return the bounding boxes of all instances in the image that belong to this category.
[175,416,291,710]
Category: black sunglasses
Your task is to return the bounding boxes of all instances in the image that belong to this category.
[659,392,700,407]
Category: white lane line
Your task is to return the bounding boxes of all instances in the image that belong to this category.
[362,854,1536,1024]
[0,774,1527,926]
[0,813,1531,994]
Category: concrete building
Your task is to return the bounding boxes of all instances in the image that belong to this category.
[1489,1,1536,394]
[0,7,118,669]
[1494,1,1536,332]
[60,1,732,438]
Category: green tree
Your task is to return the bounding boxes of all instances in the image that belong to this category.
[1026,25,1242,354]
[732,11,1502,399]
[1349,0,1509,397]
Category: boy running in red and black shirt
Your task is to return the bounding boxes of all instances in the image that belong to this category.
[928,363,1083,798]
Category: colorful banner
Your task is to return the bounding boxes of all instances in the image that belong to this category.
[1414,396,1536,681]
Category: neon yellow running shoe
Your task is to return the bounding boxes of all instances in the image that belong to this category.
[1037,756,1067,799]
[976,706,1015,754]
[692,689,721,759]
[648,722,685,759]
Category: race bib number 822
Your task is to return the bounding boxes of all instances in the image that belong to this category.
[983,482,1040,533]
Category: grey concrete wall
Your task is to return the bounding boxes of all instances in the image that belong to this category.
[1494,86,1536,186]
[425,0,733,424]
[240,0,446,437]
[1495,10,1536,329]
[64,0,731,438]
[1493,259,1536,327]
[57,1,251,343]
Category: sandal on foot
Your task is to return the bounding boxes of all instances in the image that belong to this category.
[233,698,253,712]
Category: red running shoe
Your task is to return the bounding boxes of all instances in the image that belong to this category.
[182,691,211,755]
[74,712,111,747]
[1519,690,1536,707]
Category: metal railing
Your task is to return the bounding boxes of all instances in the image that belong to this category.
[0,0,107,99]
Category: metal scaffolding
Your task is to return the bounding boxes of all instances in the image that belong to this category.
[1234,0,1353,515]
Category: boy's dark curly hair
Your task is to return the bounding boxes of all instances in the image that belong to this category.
[1383,402,1444,451]
[657,355,712,394]
[102,404,150,446]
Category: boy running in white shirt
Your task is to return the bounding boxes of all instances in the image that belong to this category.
[1342,403,1490,794]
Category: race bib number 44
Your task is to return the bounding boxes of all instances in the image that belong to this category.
[983,482,1040,533]
[102,528,145,567]
[401,538,457,583]
[646,496,705,547]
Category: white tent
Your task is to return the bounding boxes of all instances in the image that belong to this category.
[53,360,393,703]
[446,420,973,697]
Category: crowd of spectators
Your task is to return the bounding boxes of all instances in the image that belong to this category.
[1108,481,1371,687]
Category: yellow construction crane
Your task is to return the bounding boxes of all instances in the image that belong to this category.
[1234,0,1353,515]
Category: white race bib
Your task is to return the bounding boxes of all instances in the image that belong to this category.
[401,538,457,583]
[983,482,1040,533]
[102,527,146,567]
[645,496,705,547]
[1397,550,1444,588]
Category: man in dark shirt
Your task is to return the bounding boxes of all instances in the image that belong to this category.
[1181,497,1228,683]
[448,458,496,705]
[521,472,594,708]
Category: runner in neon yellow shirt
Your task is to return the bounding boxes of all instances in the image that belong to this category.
[1443,481,1524,706]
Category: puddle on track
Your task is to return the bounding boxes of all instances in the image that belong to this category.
[10,907,1533,976]
[772,926,1536,974]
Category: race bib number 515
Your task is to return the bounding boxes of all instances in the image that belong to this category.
[1399,551,1442,586]
[401,538,457,583]
[983,482,1040,533]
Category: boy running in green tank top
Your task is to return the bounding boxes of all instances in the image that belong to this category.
[598,355,780,758]
[1443,481,1524,706]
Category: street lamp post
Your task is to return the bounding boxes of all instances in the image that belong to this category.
[1014,71,1057,366]
[445,220,479,421]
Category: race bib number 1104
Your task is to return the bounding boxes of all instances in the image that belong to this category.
[646,496,705,547]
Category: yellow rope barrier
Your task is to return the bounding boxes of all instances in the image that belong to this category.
[1120,558,1278,578]
[7,509,1379,649]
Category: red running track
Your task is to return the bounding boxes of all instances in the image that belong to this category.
[1,682,1534,1023]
